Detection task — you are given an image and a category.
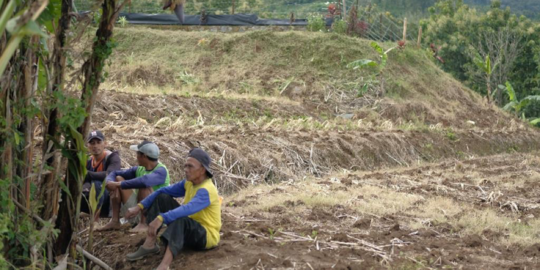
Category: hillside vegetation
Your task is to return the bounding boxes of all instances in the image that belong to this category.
[84,27,540,269]
[90,27,540,187]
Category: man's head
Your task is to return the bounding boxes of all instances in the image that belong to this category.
[184,148,213,183]
[130,140,159,166]
[87,130,106,156]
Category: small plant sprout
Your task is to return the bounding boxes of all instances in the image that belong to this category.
[268,228,276,240]
[118,16,128,27]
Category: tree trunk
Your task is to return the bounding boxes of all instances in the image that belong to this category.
[80,0,126,136]
[486,75,492,104]
[39,0,72,222]
[55,0,129,257]
[49,0,74,256]
[18,36,39,209]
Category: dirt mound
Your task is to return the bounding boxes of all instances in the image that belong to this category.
[92,91,540,192]
[102,28,518,130]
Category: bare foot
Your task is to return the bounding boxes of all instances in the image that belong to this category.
[96,220,121,231]
[129,223,149,233]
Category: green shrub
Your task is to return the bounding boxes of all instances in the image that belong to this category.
[331,18,347,34]
[307,14,326,32]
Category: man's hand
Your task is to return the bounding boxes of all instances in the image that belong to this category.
[125,206,141,219]
[147,217,163,238]
[106,181,121,191]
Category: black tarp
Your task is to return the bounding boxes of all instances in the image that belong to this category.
[119,13,333,26]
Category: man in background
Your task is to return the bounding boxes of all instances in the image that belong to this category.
[81,130,121,221]
[99,140,170,232]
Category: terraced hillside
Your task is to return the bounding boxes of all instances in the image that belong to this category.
[76,27,540,269]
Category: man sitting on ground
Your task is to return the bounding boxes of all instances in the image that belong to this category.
[124,148,221,270]
[99,140,170,232]
[81,130,121,220]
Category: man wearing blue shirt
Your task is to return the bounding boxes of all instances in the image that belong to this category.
[124,148,221,270]
[98,140,170,232]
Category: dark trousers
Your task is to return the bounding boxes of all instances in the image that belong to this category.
[145,193,207,257]
[174,4,184,24]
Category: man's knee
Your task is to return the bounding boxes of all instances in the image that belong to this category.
[156,193,171,202]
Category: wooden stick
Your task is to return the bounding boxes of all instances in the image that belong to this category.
[402,17,407,41]
[342,0,347,20]
[13,200,46,224]
[76,245,113,270]
[231,0,235,14]
[417,26,422,48]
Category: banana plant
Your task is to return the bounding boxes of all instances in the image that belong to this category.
[87,179,107,251]
[500,81,540,125]
[348,41,396,97]
[474,54,498,104]
[0,0,49,76]
[348,41,396,74]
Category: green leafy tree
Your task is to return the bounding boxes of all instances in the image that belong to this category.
[422,0,540,112]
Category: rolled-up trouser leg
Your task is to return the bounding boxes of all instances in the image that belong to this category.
[174,3,184,24]
[144,193,180,224]
[160,217,207,257]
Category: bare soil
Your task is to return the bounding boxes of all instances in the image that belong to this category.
[86,152,540,269]
[73,29,540,269]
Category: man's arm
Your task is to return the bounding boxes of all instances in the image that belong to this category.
[159,188,210,224]
[85,152,121,183]
[140,180,186,209]
[105,166,138,182]
[119,166,167,189]
[105,151,121,174]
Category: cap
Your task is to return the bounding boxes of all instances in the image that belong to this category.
[130,140,160,159]
[188,148,213,178]
[87,130,105,143]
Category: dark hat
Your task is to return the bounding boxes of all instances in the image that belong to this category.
[130,140,160,159]
[188,148,213,178]
[87,130,105,142]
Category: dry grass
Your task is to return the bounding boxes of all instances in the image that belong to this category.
[224,152,540,248]
[92,27,524,131]
[406,197,463,229]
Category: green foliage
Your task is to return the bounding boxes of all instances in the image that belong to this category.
[0,214,9,268]
[93,8,102,26]
[331,18,347,34]
[117,16,128,27]
[348,42,395,73]
[446,129,458,141]
[89,181,107,214]
[307,14,326,32]
[474,55,494,76]
[348,42,396,97]
[52,92,87,129]
[422,0,540,114]
[500,81,540,124]
[0,0,49,76]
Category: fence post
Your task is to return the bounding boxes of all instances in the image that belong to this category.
[379,13,383,41]
[232,0,235,15]
[342,0,347,20]
[417,26,422,48]
[402,17,407,41]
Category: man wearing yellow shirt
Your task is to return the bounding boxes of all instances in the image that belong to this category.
[124,148,221,270]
